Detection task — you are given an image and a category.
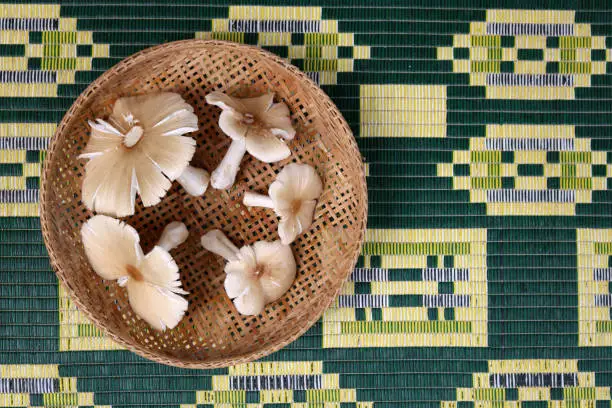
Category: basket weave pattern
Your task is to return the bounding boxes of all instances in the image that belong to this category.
[40,40,367,368]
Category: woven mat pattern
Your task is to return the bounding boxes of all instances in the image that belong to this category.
[1,1,612,407]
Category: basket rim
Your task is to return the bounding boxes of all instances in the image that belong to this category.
[40,39,368,369]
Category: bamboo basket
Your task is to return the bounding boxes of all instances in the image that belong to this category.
[41,40,367,368]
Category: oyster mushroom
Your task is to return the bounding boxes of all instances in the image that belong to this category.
[205,92,295,190]
[80,92,210,217]
[201,229,296,316]
[81,215,189,331]
[243,163,323,245]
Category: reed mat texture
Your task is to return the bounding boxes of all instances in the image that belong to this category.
[1,0,612,407]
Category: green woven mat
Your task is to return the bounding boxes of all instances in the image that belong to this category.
[2,0,612,407]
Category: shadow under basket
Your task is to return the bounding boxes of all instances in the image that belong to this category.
[40,40,367,368]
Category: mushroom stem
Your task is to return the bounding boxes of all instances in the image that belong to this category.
[243,192,275,209]
[157,221,189,252]
[211,139,247,190]
[123,125,143,148]
[176,165,210,196]
[201,229,240,262]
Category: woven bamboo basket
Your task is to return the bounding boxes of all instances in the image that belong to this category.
[40,40,367,368]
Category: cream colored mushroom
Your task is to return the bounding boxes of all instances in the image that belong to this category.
[243,163,322,245]
[205,92,295,190]
[81,215,189,331]
[201,229,296,316]
[80,92,210,217]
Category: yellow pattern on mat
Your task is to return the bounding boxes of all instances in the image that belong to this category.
[323,228,487,348]
[360,85,447,137]
[577,229,612,347]
[0,364,108,407]
[0,3,109,97]
[181,362,375,407]
[58,284,123,351]
[436,9,611,99]
[437,124,608,216]
[196,6,370,85]
[441,360,611,407]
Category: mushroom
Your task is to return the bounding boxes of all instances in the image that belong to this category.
[205,92,296,190]
[201,229,296,316]
[81,215,189,331]
[80,92,210,217]
[243,163,323,245]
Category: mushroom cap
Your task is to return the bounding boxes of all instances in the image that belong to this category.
[269,163,323,244]
[205,92,294,164]
[252,241,296,302]
[80,93,198,217]
[224,241,296,316]
[81,214,143,281]
[81,215,188,331]
[126,247,188,331]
